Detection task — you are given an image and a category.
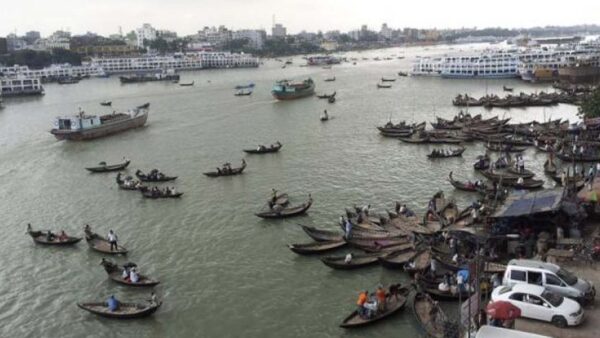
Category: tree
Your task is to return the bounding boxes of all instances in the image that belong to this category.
[579,87,600,119]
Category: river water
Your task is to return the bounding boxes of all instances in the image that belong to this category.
[0,45,579,338]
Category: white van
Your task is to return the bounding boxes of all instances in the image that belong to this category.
[503,259,595,304]
[475,325,554,338]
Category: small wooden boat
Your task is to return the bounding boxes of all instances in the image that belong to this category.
[234,83,255,90]
[340,286,410,328]
[256,196,312,219]
[477,169,531,182]
[243,143,282,154]
[348,237,410,251]
[544,159,557,175]
[509,179,544,190]
[179,81,194,86]
[100,259,160,287]
[399,136,429,144]
[26,225,82,246]
[505,168,535,178]
[381,77,396,82]
[100,101,112,106]
[321,253,381,270]
[404,250,431,273]
[379,249,417,268]
[316,91,336,99]
[116,173,145,191]
[204,160,247,177]
[398,71,408,77]
[503,85,514,92]
[377,83,392,89]
[77,300,161,319]
[412,292,453,338]
[85,159,131,173]
[484,143,526,153]
[84,227,128,255]
[137,102,150,109]
[288,240,346,255]
[301,225,344,242]
[427,146,465,159]
[447,172,480,192]
[140,187,183,199]
[324,76,336,82]
[417,274,471,300]
[473,155,490,170]
[135,170,177,182]
[234,90,253,96]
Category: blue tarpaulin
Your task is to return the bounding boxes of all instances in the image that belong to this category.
[491,188,564,218]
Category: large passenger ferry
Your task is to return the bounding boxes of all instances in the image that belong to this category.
[412,51,519,79]
[0,77,44,97]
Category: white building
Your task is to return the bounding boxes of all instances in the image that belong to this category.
[272,24,286,38]
[380,23,393,40]
[232,30,266,50]
[31,37,70,51]
[136,23,157,48]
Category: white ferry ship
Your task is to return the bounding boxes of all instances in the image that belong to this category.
[90,52,259,74]
[1,77,44,97]
[412,51,519,79]
[0,64,105,80]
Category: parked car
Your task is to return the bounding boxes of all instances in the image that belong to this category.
[491,284,584,328]
[503,259,595,304]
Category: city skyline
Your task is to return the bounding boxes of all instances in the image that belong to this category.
[3,0,600,37]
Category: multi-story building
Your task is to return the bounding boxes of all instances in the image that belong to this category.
[6,34,27,51]
[158,30,178,42]
[0,38,7,55]
[136,23,157,48]
[31,37,70,51]
[272,24,286,38]
[197,26,231,46]
[24,31,41,44]
[232,30,266,50]
[380,24,393,40]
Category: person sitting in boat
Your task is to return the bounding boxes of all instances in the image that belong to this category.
[58,230,68,242]
[170,187,176,195]
[438,273,451,293]
[517,177,524,185]
[257,145,266,151]
[107,295,119,312]
[356,290,368,318]
[323,110,328,119]
[271,189,278,203]
[46,231,56,242]
[376,285,387,312]
[149,292,158,306]
[363,297,378,319]
[344,253,353,264]
[129,267,140,283]
[344,219,353,240]
[361,204,370,216]
[122,266,130,281]
[272,203,284,215]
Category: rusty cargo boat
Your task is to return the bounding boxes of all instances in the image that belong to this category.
[50,106,149,141]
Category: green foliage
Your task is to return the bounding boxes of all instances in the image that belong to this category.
[579,87,600,118]
[0,48,81,69]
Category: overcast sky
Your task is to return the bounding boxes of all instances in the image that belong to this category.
[3,0,600,37]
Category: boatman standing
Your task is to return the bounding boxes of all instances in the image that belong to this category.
[107,229,118,251]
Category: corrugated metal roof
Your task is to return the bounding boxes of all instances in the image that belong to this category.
[491,188,564,218]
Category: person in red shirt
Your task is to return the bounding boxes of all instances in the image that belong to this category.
[376,285,387,312]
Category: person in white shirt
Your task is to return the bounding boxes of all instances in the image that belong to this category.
[517,177,524,185]
[107,230,118,251]
[130,267,139,283]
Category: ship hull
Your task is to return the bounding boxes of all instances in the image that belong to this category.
[119,75,180,84]
[51,113,148,141]
[272,90,315,100]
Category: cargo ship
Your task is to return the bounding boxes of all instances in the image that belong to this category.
[271,78,315,100]
[50,105,149,141]
[119,69,179,84]
[559,60,600,83]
